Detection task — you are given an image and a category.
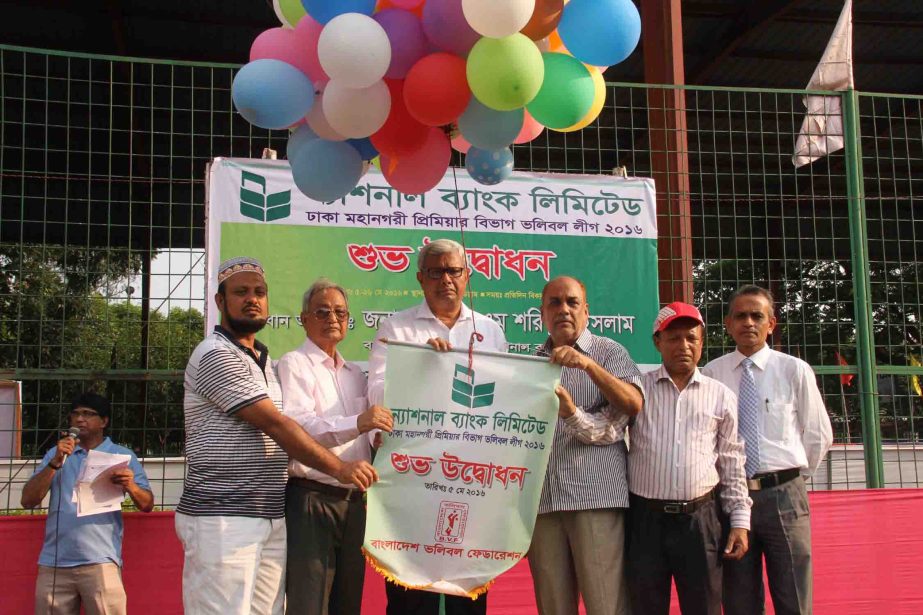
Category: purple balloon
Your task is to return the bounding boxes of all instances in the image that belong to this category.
[375,9,428,79]
[422,0,480,58]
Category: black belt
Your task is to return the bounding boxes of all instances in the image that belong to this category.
[631,490,715,515]
[747,468,800,491]
[289,476,364,502]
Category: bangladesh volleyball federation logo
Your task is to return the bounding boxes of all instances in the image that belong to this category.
[435,501,469,544]
[240,171,291,222]
[451,364,495,409]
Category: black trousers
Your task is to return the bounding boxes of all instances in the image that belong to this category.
[285,481,366,615]
[385,582,487,615]
[626,494,724,615]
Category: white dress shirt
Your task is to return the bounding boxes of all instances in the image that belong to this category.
[277,338,371,487]
[367,301,507,406]
[630,366,751,529]
[703,345,833,477]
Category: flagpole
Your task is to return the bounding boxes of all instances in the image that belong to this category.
[843,87,883,488]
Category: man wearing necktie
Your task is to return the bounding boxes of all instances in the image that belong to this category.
[703,285,833,615]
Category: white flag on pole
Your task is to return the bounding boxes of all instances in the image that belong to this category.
[792,0,854,168]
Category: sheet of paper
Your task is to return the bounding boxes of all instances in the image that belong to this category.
[75,449,131,517]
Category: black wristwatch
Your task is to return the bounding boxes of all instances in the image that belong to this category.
[48,461,62,470]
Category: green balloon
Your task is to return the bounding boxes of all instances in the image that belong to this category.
[466,34,545,111]
[273,0,307,28]
[527,53,595,129]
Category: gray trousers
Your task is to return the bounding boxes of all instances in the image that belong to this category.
[723,476,813,615]
[284,481,366,615]
[528,508,629,615]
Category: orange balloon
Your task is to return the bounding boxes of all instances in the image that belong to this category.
[521,0,564,41]
[548,29,568,53]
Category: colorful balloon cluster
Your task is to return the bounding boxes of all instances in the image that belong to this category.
[234,0,641,200]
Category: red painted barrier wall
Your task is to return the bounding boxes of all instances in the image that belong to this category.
[3,490,923,614]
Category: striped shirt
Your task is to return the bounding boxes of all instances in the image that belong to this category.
[630,366,751,529]
[178,326,288,518]
[537,328,643,514]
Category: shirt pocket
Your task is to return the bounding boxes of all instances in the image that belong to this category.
[764,401,793,442]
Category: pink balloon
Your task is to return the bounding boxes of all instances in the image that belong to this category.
[451,134,471,154]
[515,111,545,144]
[294,16,328,83]
[382,127,451,194]
[249,17,328,84]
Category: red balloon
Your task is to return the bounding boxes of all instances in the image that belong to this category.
[382,127,451,194]
[371,79,429,156]
[403,53,471,127]
[521,0,564,41]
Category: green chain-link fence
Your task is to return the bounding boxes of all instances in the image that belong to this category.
[1,45,921,512]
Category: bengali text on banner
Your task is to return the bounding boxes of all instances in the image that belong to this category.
[363,341,560,598]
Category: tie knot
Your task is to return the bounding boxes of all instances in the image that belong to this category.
[742,358,753,369]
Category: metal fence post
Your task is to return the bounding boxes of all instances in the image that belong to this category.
[842,88,883,488]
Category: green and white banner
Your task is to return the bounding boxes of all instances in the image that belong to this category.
[364,342,560,597]
[205,158,661,364]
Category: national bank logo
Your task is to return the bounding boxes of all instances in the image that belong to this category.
[451,364,495,409]
[240,171,291,222]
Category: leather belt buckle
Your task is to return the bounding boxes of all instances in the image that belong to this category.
[747,478,762,491]
[663,503,685,514]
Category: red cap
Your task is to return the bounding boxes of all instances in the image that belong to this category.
[652,302,705,334]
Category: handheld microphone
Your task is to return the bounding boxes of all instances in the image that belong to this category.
[60,427,81,466]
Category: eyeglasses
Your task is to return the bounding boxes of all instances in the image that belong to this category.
[310,308,350,322]
[69,410,100,419]
[423,267,466,280]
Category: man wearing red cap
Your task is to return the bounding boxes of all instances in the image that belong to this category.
[627,302,751,615]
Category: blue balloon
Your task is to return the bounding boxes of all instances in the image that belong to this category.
[302,0,376,24]
[465,147,514,186]
[232,59,314,130]
[347,137,379,161]
[290,139,363,202]
[558,0,641,68]
[458,99,524,151]
[287,125,319,161]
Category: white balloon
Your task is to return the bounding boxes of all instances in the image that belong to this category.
[318,14,391,88]
[462,0,536,39]
[306,85,347,141]
[323,80,391,139]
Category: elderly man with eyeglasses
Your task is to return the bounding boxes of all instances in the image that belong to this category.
[368,238,507,615]
[277,278,393,615]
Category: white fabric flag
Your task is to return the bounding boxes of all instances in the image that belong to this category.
[792,0,854,168]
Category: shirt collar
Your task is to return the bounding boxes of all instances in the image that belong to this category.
[416,300,473,325]
[74,436,114,456]
[299,336,351,371]
[539,326,594,356]
[732,344,772,371]
[214,325,269,371]
[654,364,704,385]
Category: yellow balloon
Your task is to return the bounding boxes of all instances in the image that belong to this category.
[556,66,606,133]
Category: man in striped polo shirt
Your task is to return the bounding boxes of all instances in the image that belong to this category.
[528,276,644,615]
[627,302,750,615]
[175,257,378,615]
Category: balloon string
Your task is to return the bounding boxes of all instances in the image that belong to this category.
[450,163,480,379]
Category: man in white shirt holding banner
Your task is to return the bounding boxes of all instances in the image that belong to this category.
[278,278,394,615]
[704,285,833,615]
[368,238,506,615]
